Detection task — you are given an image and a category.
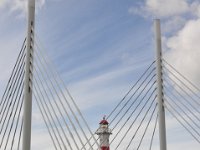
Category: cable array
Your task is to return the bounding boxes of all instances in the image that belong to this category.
[33,36,160,150]
[81,61,157,149]
[3,36,199,150]
[149,114,158,150]
[1,26,200,150]
[0,39,25,149]
[84,61,159,150]
[162,59,200,143]
[31,37,99,150]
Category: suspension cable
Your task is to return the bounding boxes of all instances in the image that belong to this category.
[92,73,156,150]
[33,93,60,150]
[163,81,200,122]
[163,65,200,106]
[109,86,157,146]
[35,37,158,149]
[163,59,200,93]
[164,100,200,137]
[102,86,157,150]
[0,38,26,108]
[149,114,158,150]
[106,91,156,150]
[125,103,157,150]
[83,66,156,150]
[33,85,67,150]
[34,49,88,150]
[107,61,156,119]
[4,82,24,150]
[17,119,23,150]
[136,104,157,150]
[33,78,73,150]
[163,76,200,115]
[33,60,85,150]
[0,63,25,135]
[35,43,96,149]
[165,94,200,131]
[112,83,156,132]
[0,53,25,125]
[164,104,200,143]
[0,72,24,149]
[33,88,64,150]
[115,97,156,149]
[109,70,156,127]
[10,97,24,150]
[35,38,100,148]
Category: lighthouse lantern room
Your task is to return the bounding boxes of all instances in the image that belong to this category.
[96,116,112,150]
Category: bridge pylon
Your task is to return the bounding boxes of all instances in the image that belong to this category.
[154,19,167,150]
[22,0,35,150]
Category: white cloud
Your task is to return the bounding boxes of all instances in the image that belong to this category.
[130,0,200,90]
[145,0,189,17]
[0,0,7,8]
[130,0,200,20]
[162,16,186,33]
[0,0,46,18]
[165,19,200,87]
[130,0,189,18]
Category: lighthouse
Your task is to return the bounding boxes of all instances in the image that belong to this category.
[96,116,112,150]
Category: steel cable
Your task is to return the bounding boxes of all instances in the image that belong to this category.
[115,96,156,149]
[163,59,200,93]
[108,70,156,127]
[0,38,26,108]
[163,81,200,122]
[109,85,157,146]
[165,94,200,131]
[0,63,25,135]
[164,100,200,137]
[4,84,24,150]
[124,103,157,150]
[33,60,84,150]
[34,44,95,150]
[136,104,157,150]
[0,72,24,149]
[82,62,156,149]
[17,119,23,150]
[164,104,200,143]
[0,54,25,125]
[93,71,156,150]
[33,78,73,150]
[33,92,60,150]
[163,72,200,115]
[163,65,200,106]
[164,60,200,105]
[112,83,156,134]
[33,85,67,150]
[35,38,99,149]
[107,61,156,120]
[103,88,157,150]
[10,97,24,150]
[149,114,158,150]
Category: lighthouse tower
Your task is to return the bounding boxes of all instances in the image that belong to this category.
[96,116,112,150]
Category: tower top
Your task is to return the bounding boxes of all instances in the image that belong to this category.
[99,116,109,125]
[29,0,35,8]
[96,116,112,150]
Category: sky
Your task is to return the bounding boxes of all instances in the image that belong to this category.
[0,0,200,150]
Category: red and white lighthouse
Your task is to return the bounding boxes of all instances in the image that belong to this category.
[96,116,112,150]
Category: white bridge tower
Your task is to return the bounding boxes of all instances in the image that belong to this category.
[22,0,35,150]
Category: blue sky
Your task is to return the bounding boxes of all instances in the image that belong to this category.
[0,0,200,149]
